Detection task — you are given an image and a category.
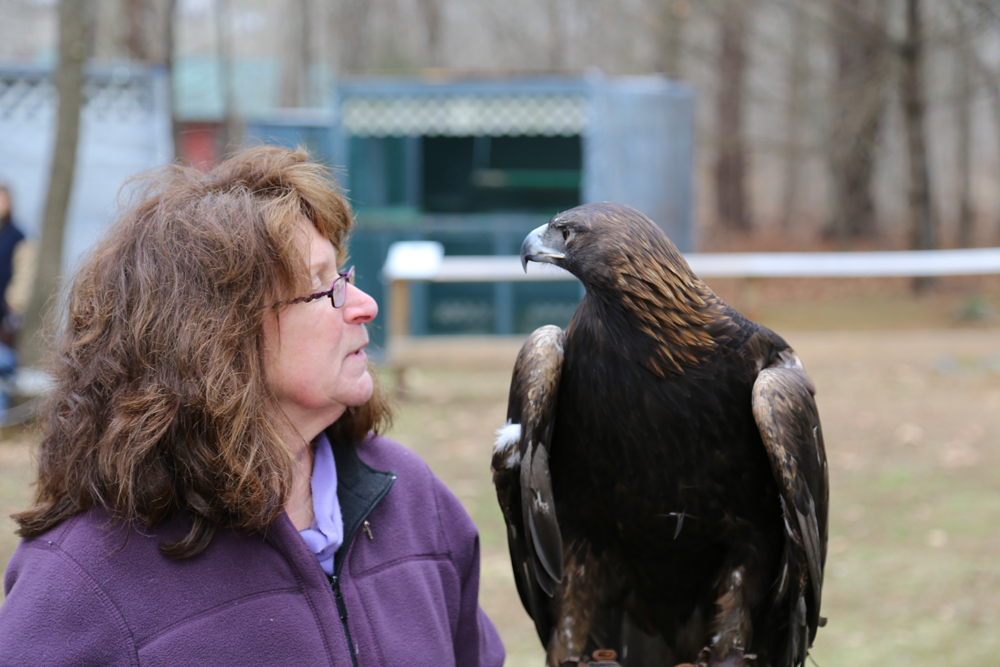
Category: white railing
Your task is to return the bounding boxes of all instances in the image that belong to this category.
[383,241,1000,282]
[381,241,1000,337]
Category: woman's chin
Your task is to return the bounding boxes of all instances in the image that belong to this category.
[343,372,375,408]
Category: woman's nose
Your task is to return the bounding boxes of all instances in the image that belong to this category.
[342,283,378,324]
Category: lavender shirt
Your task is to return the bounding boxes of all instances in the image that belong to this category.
[298,432,343,575]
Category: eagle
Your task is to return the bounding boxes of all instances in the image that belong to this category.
[491,202,828,667]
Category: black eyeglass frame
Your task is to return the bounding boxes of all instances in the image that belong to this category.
[276,266,355,309]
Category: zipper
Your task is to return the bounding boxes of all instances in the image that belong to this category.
[329,574,359,667]
[328,472,396,666]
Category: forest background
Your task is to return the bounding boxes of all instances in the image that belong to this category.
[4,0,1000,251]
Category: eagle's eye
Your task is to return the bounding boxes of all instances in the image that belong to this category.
[561,227,570,241]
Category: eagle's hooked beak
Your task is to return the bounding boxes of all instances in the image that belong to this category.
[520,222,566,272]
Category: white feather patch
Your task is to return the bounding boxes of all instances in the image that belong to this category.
[493,421,522,468]
[533,490,550,512]
[779,350,805,370]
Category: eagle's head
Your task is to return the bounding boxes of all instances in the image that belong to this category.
[521,201,735,376]
[520,201,696,293]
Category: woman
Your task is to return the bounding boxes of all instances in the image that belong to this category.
[0,147,505,666]
[0,184,25,411]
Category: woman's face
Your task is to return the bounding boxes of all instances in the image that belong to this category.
[263,219,378,442]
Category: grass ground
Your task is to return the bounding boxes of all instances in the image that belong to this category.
[2,282,999,666]
[384,327,1000,666]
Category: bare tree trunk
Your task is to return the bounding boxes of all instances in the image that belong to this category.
[989,82,1000,244]
[165,0,182,162]
[124,0,148,61]
[828,0,887,244]
[779,2,808,231]
[299,0,312,104]
[714,0,752,232]
[415,0,444,69]
[654,0,689,79]
[216,0,242,152]
[547,0,565,71]
[968,42,1000,243]
[955,21,974,248]
[21,0,93,367]
[281,0,312,107]
[337,0,372,73]
[988,80,1000,244]
[900,0,936,290]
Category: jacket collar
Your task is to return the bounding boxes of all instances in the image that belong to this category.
[330,437,395,576]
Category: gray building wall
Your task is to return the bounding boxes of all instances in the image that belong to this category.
[584,74,695,252]
[0,64,173,272]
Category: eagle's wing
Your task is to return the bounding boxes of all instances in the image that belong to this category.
[751,350,829,664]
[492,324,565,644]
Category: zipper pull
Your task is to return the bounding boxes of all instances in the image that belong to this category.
[330,575,349,621]
[362,520,373,540]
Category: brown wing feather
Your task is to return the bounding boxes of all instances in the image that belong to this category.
[492,325,566,643]
[752,352,829,660]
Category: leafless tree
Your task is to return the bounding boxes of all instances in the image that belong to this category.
[899,0,936,264]
[958,0,1000,245]
[124,0,149,60]
[281,0,313,107]
[546,0,566,71]
[653,0,690,79]
[336,0,373,73]
[21,0,93,367]
[953,9,974,248]
[165,0,181,160]
[714,0,753,232]
[827,0,889,243]
[216,0,242,151]
[975,54,1000,243]
[11,0,1000,252]
[415,0,445,68]
[779,2,810,230]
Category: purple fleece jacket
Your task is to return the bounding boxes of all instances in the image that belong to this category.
[0,434,505,666]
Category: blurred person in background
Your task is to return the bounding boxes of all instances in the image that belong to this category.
[0,147,504,666]
[0,185,25,413]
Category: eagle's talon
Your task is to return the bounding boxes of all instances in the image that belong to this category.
[699,646,754,667]
[558,652,622,667]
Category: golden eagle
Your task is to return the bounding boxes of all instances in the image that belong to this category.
[492,202,828,667]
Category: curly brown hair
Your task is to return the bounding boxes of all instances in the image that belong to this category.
[14,146,391,557]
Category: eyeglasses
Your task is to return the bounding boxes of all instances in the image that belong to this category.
[278,266,355,309]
